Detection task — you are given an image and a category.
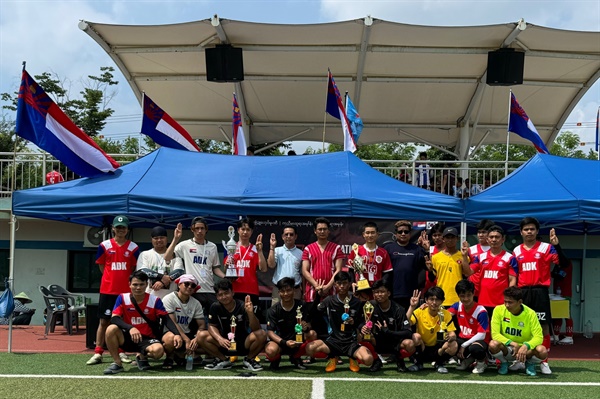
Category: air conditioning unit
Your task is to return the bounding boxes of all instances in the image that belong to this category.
[83,226,105,248]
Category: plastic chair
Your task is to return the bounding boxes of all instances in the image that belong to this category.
[47,284,86,312]
[39,286,78,336]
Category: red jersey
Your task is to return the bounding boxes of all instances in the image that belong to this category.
[96,239,139,295]
[513,241,558,287]
[112,293,168,338]
[302,241,344,302]
[448,301,489,341]
[46,170,64,184]
[347,245,392,284]
[226,243,260,296]
[468,250,517,307]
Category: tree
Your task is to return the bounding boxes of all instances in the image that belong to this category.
[304,142,417,161]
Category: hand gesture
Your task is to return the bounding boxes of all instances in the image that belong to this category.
[409,289,421,308]
[174,223,183,241]
[270,233,277,249]
[314,279,325,295]
[461,240,470,256]
[418,231,430,252]
[244,295,254,314]
[549,228,559,246]
[424,255,433,271]
[255,234,263,250]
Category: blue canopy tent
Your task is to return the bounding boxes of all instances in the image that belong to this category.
[12,148,464,227]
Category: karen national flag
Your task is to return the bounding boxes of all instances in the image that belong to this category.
[326,70,356,153]
[232,94,247,155]
[16,70,119,177]
[508,93,549,154]
[141,93,201,152]
[345,95,363,144]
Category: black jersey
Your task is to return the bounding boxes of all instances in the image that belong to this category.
[208,299,249,337]
[317,294,363,342]
[370,299,412,342]
[267,299,312,341]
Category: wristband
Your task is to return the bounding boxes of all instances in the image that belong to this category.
[279,339,286,348]
[505,340,512,346]
[524,342,531,350]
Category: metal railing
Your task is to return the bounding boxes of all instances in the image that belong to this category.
[0,151,525,198]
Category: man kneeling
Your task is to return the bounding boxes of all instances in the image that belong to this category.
[489,286,548,376]
[103,271,182,374]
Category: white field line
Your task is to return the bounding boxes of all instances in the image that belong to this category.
[311,378,325,399]
[0,375,599,386]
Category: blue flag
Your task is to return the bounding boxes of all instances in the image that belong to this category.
[345,95,363,143]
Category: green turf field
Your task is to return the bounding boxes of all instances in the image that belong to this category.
[0,354,598,399]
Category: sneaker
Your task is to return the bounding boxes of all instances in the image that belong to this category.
[243,357,263,372]
[86,353,103,365]
[136,355,151,371]
[509,361,525,371]
[456,356,475,371]
[349,358,360,372]
[498,362,509,375]
[525,361,537,376]
[396,358,408,372]
[325,357,338,372]
[290,357,307,370]
[408,362,424,372]
[540,361,552,375]
[472,361,488,374]
[269,358,280,370]
[103,362,124,375]
[448,356,458,365]
[550,335,558,344]
[379,354,388,364]
[369,357,383,372]
[119,352,132,364]
[204,358,232,370]
[559,336,574,345]
[230,356,238,363]
[436,365,449,374]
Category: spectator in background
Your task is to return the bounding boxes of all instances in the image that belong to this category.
[414,152,430,190]
[46,164,64,185]
[247,146,256,156]
[0,292,35,325]
[287,150,297,156]
[453,177,464,198]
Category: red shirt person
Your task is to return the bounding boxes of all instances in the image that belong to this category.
[46,165,64,184]
[347,221,392,288]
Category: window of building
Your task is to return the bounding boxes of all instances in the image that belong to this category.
[68,250,101,293]
[0,249,9,290]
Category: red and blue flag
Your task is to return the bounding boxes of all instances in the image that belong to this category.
[508,93,549,154]
[232,93,247,155]
[326,69,356,152]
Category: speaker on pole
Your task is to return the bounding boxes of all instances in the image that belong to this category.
[205,44,244,82]
[486,48,524,86]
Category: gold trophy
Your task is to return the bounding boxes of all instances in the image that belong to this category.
[229,315,237,351]
[340,296,351,332]
[295,306,304,343]
[363,301,374,340]
[352,244,371,291]
[437,306,447,343]
[222,226,238,278]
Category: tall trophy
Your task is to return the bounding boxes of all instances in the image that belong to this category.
[363,301,374,340]
[437,306,447,343]
[351,243,370,291]
[229,315,237,351]
[295,306,304,343]
[340,296,351,332]
[222,226,238,278]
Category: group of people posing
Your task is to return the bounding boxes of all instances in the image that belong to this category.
[87,214,570,377]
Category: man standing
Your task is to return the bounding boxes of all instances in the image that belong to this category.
[267,225,303,305]
[87,215,140,366]
[45,164,64,184]
[468,219,494,262]
[103,271,182,374]
[512,217,565,375]
[489,286,547,376]
[165,217,225,315]
[198,279,267,371]
[384,220,427,310]
[414,151,430,190]
[347,222,392,289]
[137,226,184,298]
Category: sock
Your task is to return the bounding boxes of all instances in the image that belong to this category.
[399,349,411,359]
[566,319,574,337]
[542,335,551,359]
[94,346,104,355]
[266,354,281,362]
[552,320,562,336]
[313,351,328,359]
[294,341,309,358]
[492,350,507,362]
[529,355,543,364]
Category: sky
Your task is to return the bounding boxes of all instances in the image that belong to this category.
[1,0,599,154]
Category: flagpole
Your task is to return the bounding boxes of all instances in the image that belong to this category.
[505,89,512,177]
[322,70,330,153]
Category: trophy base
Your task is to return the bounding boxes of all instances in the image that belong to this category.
[363,333,371,341]
[225,269,238,278]
[295,334,303,344]
[436,332,447,343]
[340,324,345,332]
[356,278,371,291]
[229,342,237,351]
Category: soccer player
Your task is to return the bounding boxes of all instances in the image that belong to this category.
[305,272,374,372]
[347,221,393,289]
[267,225,303,305]
[512,217,566,375]
[489,286,548,376]
[198,279,267,371]
[363,279,414,372]
[88,215,140,366]
[102,271,182,375]
[448,279,489,374]
[468,219,494,262]
[407,286,458,374]
[265,277,319,370]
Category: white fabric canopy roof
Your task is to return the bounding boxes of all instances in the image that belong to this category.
[79,16,600,159]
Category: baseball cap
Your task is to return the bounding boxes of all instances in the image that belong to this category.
[442,227,458,237]
[151,226,167,237]
[112,215,129,228]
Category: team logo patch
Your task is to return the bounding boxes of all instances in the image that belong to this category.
[104,309,112,315]
[375,255,382,263]
[534,253,541,259]
[124,251,130,257]
[470,318,474,323]
[208,314,213,319]
[518,322,524,327]
[144,309,149,314]
[498,261,504,266]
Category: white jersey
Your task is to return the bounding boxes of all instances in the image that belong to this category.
[137,248,183,298]
[162,292,204,335]
[174,239,221,294]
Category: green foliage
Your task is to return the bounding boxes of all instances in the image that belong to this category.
[0,116,26,154]
[304,142,417,162]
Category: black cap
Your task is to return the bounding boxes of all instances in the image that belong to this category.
[442,227,458,237]
[151,226,168,237]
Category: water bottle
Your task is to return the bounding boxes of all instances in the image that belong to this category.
[556,286,562,296]
[186,354,194,371]
[583,320,593,339]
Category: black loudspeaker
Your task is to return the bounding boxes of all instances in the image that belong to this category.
[205,45,244,82]
[486,48,524,86]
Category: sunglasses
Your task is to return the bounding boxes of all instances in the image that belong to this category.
[183,282,197,289]
[396,230,411,235]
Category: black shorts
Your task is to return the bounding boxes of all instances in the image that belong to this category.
[456,337,488,356]
[324,337,362,358]
[120,328,161,354]
[521,286,552,327]
[420,343,444,362]
[98,294,119,320]
[375,339,399,356]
